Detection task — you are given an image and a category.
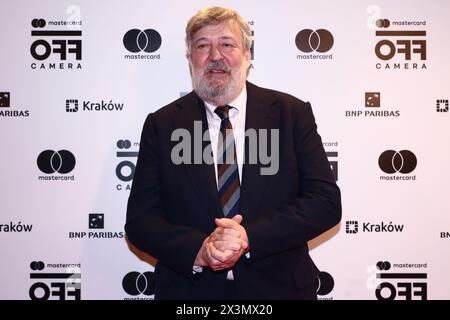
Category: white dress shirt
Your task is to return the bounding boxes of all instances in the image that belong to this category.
[194,85,248,280]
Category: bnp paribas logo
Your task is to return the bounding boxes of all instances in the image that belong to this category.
[68,213,124,239]
[0,92,30,118]
[89,214,104,229]
[0,92,10,107]
[344,92,400,118]
[365,92,380,107]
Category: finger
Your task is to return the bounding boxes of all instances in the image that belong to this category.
[212,257,238,271]
[211,251,242,270]
[208,243,235,263]
[205,242,220,264]
[210,226,240,239]
[212,258,236,270]
[209,233,243,244]
[205,243,222,266]
[210,239,247,253]
[221,228,241,238]
[231,214,243,224]
[212,240,241,251]
[215,217,241,229]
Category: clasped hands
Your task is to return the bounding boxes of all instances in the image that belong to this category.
[195,214,249,271]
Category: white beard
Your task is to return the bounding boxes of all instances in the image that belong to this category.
[192,60,248,106]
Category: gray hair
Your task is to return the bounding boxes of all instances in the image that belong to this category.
[185,6,253,55]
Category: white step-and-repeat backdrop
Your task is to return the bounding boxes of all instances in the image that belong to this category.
[1,0,449,300]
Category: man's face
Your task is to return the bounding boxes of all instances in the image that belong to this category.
[188,20,251,105]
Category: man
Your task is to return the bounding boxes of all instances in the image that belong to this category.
[125,6,341,300]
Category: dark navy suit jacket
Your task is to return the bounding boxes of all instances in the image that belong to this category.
[125,81,341,299]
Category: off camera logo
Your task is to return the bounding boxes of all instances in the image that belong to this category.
[374,18,427,70]
[37,150,76,174]
[29,260,81,300]
[30,18,82,70]
[375,260,427,300]
[122,271,155,299]
[123,29,161,60]
[116,139,138,191]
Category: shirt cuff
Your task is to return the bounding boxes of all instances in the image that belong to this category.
[193,265,203,274]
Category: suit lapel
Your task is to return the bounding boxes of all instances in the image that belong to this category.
[240,82,279,219]
[172,92,223,220]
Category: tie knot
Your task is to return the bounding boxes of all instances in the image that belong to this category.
[215,105,230,120]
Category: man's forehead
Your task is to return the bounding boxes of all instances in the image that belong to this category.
[193,20,240,41]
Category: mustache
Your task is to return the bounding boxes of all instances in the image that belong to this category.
[205,61,231,73]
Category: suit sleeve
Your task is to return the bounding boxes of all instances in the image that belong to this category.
[245,102,342,263]
[125,113,207,278]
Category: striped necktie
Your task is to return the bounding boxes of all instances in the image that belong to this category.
[215,105,240,218]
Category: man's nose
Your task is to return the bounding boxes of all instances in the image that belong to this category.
[209,45,223,61]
